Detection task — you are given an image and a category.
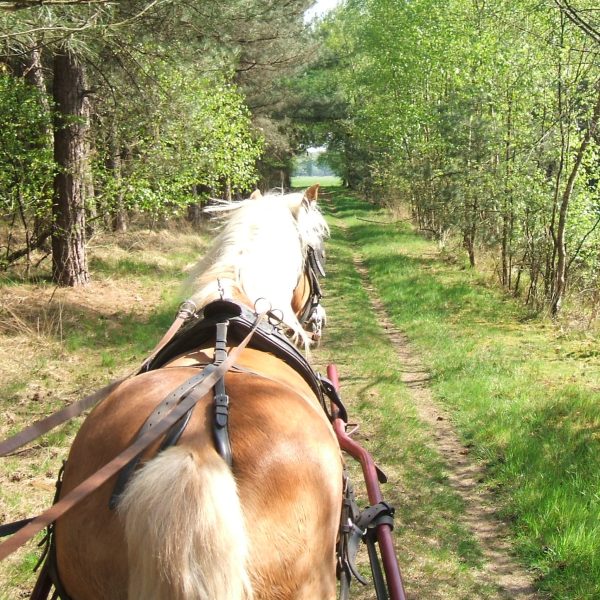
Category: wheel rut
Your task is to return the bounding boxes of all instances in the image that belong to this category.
[349,251,540,600]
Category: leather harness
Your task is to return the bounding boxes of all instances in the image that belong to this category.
[4,244,398,599]
[109,298,347,508]
[298,245,326,334]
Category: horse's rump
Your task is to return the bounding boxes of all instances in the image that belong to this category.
[55,351,343,599]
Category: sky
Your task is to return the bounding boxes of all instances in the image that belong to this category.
[304,0,342,22]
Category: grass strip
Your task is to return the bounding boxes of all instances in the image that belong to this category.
[327,190,600,599]
[317,204,501,598]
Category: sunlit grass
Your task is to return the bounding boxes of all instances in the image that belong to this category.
[328,190,600,599]
[291,174,343,188]
[314,230,497,599]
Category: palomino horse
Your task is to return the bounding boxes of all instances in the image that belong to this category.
[52,185,344,599]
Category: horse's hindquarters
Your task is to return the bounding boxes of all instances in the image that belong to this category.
[54,367,343,600]
[120,444,252,600]
[54,369,206,600]
[225,376,343,599]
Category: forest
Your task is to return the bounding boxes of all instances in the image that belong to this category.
[0,0,314,285]
[312,0,600,320]
[2,0,600,321]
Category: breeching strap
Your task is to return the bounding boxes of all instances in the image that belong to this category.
[0,312,265,563]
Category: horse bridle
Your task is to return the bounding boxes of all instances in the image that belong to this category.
[297,245,327,340]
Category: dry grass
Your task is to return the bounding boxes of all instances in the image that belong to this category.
[0,224,210,596]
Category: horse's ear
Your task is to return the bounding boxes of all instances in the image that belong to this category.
[303,184,320,205]
[249,189,262,200]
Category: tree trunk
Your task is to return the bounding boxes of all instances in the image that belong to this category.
[25,45,54,245]
[85,134,97,237]
[501,90,513,288]
[463,197,478,268]
[85,179,98,237]
[108,128,127,233]
[186,184,209,225]
[551,84,600,316]
[463,227,477,268]
[51,48,90,287]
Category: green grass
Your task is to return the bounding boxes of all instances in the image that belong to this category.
[326,190,600,599]
[291,174,343,188]
[314,230,498,598]
[0,227,208,595]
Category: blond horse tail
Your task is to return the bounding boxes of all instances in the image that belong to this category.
[118,446,252,600]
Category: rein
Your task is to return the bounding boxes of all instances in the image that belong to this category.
[0,380,125,458]
[0,301,197,459]
[0,311,266,562]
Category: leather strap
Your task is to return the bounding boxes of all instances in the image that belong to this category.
[139,300,196,371]
[0,312,265,563]
[0,517,34,538]
[0,301,196,458]
[108,365,217,510]
[29,558,53,600]
[0,379,125,457]
[211,321,232,466]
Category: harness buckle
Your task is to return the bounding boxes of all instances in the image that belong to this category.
[177,299,197,320]
[214,393,230,428]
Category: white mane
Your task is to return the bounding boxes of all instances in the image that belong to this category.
[185,191,329,349]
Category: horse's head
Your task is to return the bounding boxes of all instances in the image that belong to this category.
[288,184,328,343]
[186,184,329,350]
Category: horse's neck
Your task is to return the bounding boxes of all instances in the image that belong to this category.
[195,239,302,310]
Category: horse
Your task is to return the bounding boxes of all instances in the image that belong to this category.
[51,185,344,600]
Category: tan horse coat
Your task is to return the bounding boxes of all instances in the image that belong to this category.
[54,186,342,599]
[55,346,343,600]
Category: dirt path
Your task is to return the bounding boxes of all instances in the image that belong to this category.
[350,251,540,599]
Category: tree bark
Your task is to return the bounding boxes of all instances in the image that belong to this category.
[51,48,90,287]
[24,45,54,245]
[501,89,513,288]
[551,84,600,316]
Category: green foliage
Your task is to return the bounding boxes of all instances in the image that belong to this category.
[316,0,600,316]
[0,75,53,216]
[0,0,317,274]
[94,68,262,215]
[0,73,54,265]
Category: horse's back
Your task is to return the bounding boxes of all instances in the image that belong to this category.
[224,374,343,598]
[55,356,343,599]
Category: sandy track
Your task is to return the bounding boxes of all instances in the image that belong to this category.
[350,252,540,599]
